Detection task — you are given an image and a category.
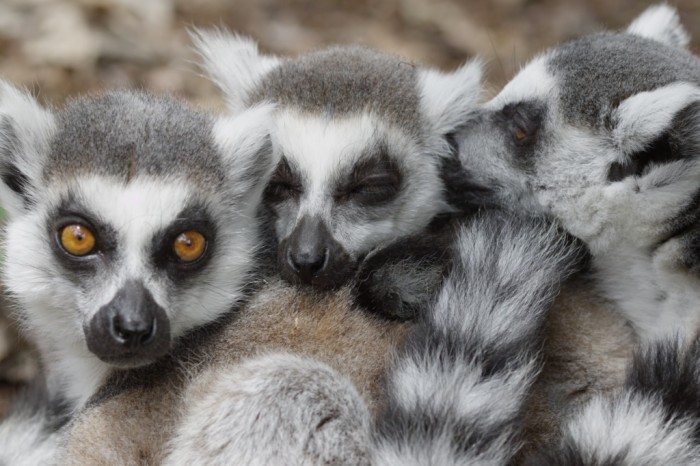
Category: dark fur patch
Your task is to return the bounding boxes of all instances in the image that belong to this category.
[353,220,455,320]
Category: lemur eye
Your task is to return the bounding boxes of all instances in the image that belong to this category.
[173,231,207,262]
[59,224,96,256]
[265,159,302,203]
[514,128,527,140]
[265,181,301,202]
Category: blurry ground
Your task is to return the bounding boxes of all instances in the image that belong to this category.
[0,0,698,410]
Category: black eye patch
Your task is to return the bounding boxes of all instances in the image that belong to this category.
[151,203,217,282]
[264,158,302,203]
[334,143,402,206]
[47,199,118,276]
[498,101,545,150]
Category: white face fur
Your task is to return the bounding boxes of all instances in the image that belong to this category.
[193,30,483,289]
[457,5,700,341]
[0,86,275,404]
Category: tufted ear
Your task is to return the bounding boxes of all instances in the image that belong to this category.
[627,4,690,49]
[191,29,282,114]
[0,81,56,218]
[608,82,700,182]
[212,103,279,213]
[417,59,482,136]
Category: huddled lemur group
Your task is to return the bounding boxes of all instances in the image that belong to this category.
[0,4,699,465]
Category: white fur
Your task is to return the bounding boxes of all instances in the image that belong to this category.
[374,214,581,465]
[627,4,690,49]
[191,29,282,114]
[488,55,557,109]
[164,353,371,466]
[418,59,483,136]
[0,81,57,217]
[0,412,61,466]
[564,393,700,464]
[613,82,700,155]
[0,94,276,409]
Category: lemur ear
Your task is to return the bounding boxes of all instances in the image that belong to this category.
[627,4,690,49]
[213,103,279,211]
[417,59,482,136]
[0,81,56,218]
[191,29,282,114]
[612,83,700,155]
[608,83,700,182]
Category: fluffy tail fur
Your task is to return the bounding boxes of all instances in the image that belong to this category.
[0,377,70,466]
[528,335,700,465]
[372,212,586,465]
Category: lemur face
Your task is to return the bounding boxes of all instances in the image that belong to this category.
[193,33,483,289]
[458,6,700,261]
[264,110,444,288]
[0,87,275,369]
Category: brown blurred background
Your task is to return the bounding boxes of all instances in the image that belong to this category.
[0,0,698,410]
[0,0,697,109]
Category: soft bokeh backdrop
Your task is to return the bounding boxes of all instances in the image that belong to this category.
[0,0,698,409]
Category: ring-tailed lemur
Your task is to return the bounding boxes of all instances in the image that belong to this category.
[456,4,700,463]
[456,3,700,344]
[192,30,486,290]
[0,83,278,463]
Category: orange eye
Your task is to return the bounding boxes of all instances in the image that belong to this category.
[514,128,527,140]
[173,231,207,262]
[59,224,96,256]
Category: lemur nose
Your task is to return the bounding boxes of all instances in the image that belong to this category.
[287,247,328,282]
[86,280,171,367]
[111,314,157,348]
[278,215,354,289]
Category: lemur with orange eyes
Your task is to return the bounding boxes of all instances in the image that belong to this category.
[0,86,278,464]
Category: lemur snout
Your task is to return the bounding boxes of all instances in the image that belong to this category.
[279,216,354,289]
[85,281,170,367]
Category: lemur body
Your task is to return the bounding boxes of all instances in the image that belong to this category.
[457,5,700,463]
[0,85,278,463]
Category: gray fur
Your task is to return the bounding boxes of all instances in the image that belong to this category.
[47,92,227,189]
[249,46,424,137]
[550,32,700,128]
[164,353,371,466]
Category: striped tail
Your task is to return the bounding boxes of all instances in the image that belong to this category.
[527,335,700,465]
[372,212,586,465]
